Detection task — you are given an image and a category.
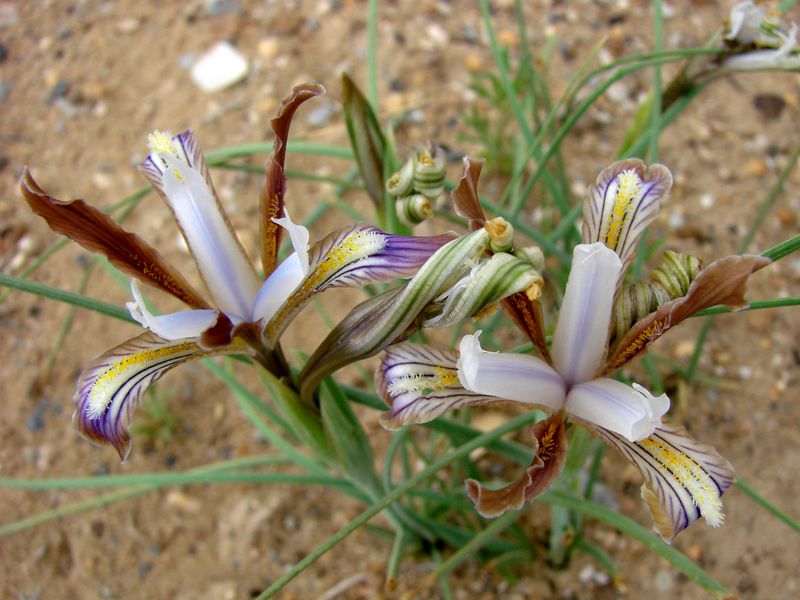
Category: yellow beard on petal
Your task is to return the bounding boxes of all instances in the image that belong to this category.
[605,169,642,250]
[87,342,195,418]
[387,366,460,398]
[640,437,725,527]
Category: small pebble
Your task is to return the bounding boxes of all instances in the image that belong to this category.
[26,400,50,432]
[116,18,140,34]
[190,42,248,93]
[0,42,7,62]
[0,79,10,102]
[654,569,674,592]
[45,79,69,104]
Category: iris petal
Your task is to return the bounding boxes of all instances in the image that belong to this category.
[565,378,668,441]
[127,280,219,340]
[594,422,734,541]
[551,243,622,385]
[457,333,566,412]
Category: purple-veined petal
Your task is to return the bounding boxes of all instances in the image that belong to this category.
[74,332,248,460]
[263,224,454,345]
[140,131,260,318]
[376,342,506,430]
[159,153,260,317]
[457,333,566,412]
[466,411,567,517]
[582,159,672,278]
[593,422,734,542]
[551,243,622,385]
[127,280,220,340]
[566,378,669,442]
[723,24,800,71]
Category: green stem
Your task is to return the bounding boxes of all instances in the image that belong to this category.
[736,479,800,534]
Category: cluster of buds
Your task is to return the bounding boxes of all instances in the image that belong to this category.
[386,144,447,226]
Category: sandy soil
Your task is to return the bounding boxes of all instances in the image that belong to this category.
[1,1,799,598]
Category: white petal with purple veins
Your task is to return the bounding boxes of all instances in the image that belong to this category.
[565,378,668,441]
[457,332,566,411]
[160,153,260,318]
[273,208,310,273]
[551,243,622,385]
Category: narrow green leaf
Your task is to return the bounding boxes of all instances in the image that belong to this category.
[342,73,387,210]
[320,377,382,493]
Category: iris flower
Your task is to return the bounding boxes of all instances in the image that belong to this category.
[21,84,452,460]
[377,159,769,541]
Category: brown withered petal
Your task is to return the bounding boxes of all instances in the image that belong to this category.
[466,411,567,518]
[605,254,771,372]
[452,157,487,231]
[260,83,326,276]
[21,168,209,309]
[501,292,552,364]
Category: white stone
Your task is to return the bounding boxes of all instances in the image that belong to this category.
[190,42,249,93]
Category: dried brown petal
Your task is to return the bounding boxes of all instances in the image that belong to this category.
[260,83,326,276]
[21,168,209,309]
[466,411,567,517]
[452,157,487,231]
[606,254,770,372]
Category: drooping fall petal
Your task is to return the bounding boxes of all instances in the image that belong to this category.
[262,224,455,344]
[594,422,735,542]
[605,253,771,372]
[20,168,209,309]
[74,332,248,460]
[582,159,673,278]
[260,83,325,276]
[466,411,567,517]
[376,342,507,430]
[551,243,622,385]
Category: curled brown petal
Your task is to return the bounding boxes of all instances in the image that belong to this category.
[21,168,209,309]
[452,157,487,231]
[605,253,771,373]
[501,291,552,364]
[260,83,326,276]
[466,411,567,517]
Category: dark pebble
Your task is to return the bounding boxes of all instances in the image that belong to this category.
[389,78,404,92]
[0,80,11,102]
[26,400,51,432]
[0,155,8,171]
[0,43,7,62]
[753,93,786,120]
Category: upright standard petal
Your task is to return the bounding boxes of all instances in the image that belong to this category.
[565,378,669,442]
[551,243,622,385]
[127,280,219,341]
[20,168,209,309]
[74,332,248,460]
[141,131,261,318]
[377,342,505,430]
[606,253,770,372]
[451,157,487,231]
[582,159,673,278]
[595,423,735,542]
[466,411,567,517]
[457,333,566,412]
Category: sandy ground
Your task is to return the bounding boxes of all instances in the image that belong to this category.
[1,1,799,598]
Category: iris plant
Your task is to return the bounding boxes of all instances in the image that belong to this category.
[377,159,769,541]
[21,84,451,460]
